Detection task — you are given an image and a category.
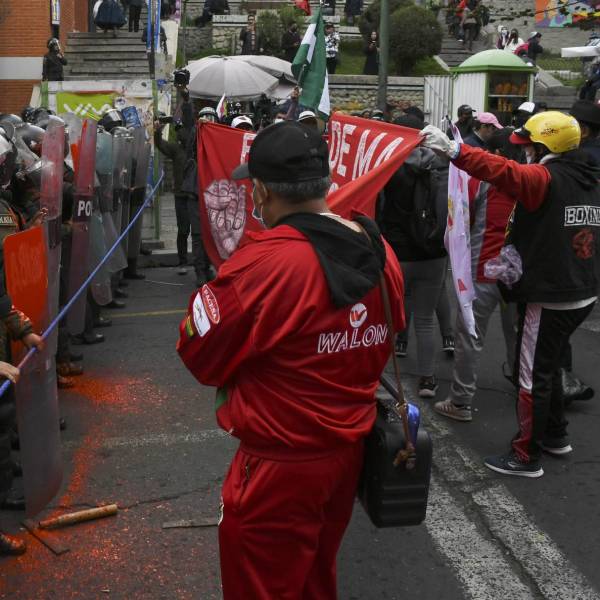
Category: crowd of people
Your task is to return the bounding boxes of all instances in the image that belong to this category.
[0,102,153,556]
[170,93,599,596]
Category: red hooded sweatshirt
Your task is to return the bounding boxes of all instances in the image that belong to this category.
[177,218,405,461]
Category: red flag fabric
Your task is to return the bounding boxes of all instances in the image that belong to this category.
[197,113,421,267]
[293,0,311,15]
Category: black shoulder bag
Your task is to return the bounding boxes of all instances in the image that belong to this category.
[357,245,433,528]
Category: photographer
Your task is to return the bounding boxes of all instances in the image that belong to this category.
[42,38,67,82]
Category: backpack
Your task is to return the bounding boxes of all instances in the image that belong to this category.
[407,166,446,255]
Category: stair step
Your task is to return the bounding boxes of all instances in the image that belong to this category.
[67,37,146,46]
[65,74,150,80]
[66,59,150,68]
[67,66,150,75]
[66,54,149,62]
[69,31,144,39]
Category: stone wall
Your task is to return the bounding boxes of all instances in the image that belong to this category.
[486,0,589,53]
[180,25,213,56]
[329,75,424,112]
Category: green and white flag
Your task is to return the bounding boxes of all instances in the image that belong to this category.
[291,8,330,120]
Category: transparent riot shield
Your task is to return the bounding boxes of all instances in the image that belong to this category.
[90,181,112,307]
[40,120,65,357]
[60,113,83,172]
[4,228,62,518]
[97,129,127,275]
[112,127,133,257]
[128,128,151,260]
[67,118,97,336]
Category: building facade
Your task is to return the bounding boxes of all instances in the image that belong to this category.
[0,0,90,114]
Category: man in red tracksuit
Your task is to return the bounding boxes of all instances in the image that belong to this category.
[422,111,599,478]
[177,121,405,598]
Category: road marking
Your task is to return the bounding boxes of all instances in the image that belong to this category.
[397,383,600,600]
[110,309,186,319]
[426,478,534,599]
[63,429,229,450]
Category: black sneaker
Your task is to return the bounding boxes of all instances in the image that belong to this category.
[418,376,439,398]
[484,452,544,478]
[540,437,572,456]
[395,339,407,358]
[442,336,455,355]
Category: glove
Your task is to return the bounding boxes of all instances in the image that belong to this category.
[420,125,460,159]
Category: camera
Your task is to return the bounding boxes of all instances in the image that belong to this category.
[158,115,174,124]
[173,68,190,87]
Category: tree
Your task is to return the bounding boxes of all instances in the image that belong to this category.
[359,0,412,42]
[389,4,442,75]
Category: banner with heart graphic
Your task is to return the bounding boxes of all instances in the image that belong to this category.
[197,116,421,267]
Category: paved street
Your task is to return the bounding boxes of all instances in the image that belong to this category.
[1,266,600,600]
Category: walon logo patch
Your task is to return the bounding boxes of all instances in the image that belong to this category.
[349,303,367,328]
[564,206,600,227]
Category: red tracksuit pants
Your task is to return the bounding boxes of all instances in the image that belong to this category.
[219,441,364,600]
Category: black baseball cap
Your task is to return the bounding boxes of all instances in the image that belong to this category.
[231,120,329,182]
[457,104,473,116]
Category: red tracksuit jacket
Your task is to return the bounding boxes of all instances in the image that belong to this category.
[177,223,405,461]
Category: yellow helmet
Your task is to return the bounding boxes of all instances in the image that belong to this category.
[510,111,580,153]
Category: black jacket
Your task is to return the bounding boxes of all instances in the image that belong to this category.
[463,131,487,150]
[508,151,600,303]
[379,147,449,262]
[580,136,600,166]
[281,30,300,63]
[154,130,186,194]
[42,51,67,81]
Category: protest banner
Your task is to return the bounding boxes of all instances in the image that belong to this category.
[446,125,476,337]
[197,114,421,267]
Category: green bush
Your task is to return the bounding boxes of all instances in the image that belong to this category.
[257,6,306,58]
[358,0,413,41]
[390,4,442,75]
[278,4,306,32]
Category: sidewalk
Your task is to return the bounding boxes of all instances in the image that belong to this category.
[141,192,180,267]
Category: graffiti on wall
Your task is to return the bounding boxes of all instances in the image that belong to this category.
[535,0,600,27]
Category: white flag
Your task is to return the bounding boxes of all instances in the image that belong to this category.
[446,125,477,338]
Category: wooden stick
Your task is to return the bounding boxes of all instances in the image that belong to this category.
[39,504,118,530]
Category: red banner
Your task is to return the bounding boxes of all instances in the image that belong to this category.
[197,114,421,267]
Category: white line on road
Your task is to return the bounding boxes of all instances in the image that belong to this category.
[426,477,534,600]
[402,384,600,600]
[62,429,229,450]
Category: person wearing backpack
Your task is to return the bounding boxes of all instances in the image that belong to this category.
[377,114,449,398]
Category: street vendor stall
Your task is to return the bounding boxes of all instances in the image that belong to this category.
[451,49,536,126]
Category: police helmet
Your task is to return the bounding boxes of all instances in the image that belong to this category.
[16,123,46,157]
[99,109,124,133]
[21,106,36,123]
[198,106,218,122]
[0,128,17,188]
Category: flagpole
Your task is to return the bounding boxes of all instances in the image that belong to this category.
[377,0,389,111]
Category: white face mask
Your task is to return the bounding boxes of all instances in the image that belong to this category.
[525,147,536,164]
[251,184,266,228]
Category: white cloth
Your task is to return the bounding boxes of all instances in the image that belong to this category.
[420,125,460,158]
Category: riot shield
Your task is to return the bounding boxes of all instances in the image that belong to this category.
[4,228,62,518]
[90,131,113,306]
[67,118,97,336]
[112,127,133,256]
[97,129,127,274]
[40,120,65,357]
[128,128,150,260]
[60,113,83,172]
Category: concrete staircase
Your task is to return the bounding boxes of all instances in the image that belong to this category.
[534,69,578,111]
[63,31,150,80]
